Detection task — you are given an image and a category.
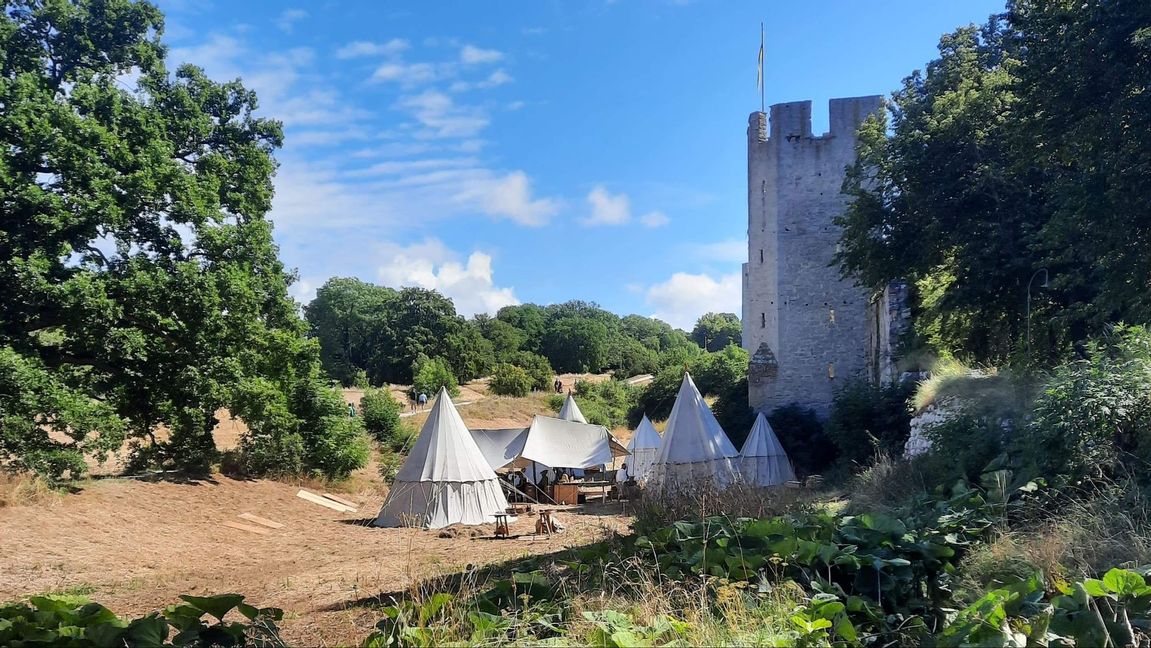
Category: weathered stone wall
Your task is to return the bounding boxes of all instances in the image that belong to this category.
[744,96,883,418]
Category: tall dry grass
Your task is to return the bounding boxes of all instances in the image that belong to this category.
[0,472,60,508]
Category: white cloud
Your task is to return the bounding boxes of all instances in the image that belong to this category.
[372,61,441,85]
[583,185,631,226]
[690,238,746,263]
[336,39,409,59]
[395,90,490,138]
[454,170,560,226]
[274,9,307,33]
[644,272,742,330]
[460,44,504,64]
[449,69,514,93]
[375,239,519,316]
[639,211,670,228]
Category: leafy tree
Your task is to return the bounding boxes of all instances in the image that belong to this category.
[304,278,396,386]
[511,351,553,391]
[691,313,742,352]
[360,387,403,447]
[692,345,749,397]
[496,304,548,354]
[489,363,533,397]
[712,377,757,449]
[0,0,365,479]
[768,405,837,477]
[541,317,610,374]
[412,356,459,398]
[474,314,527,362]
[824,380,914,470]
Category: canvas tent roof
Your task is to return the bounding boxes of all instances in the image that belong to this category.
[619,414,661,483]
[650,373,739,488]
[521,415,626,468]
[469,416,628,473]
[557,394,588,423]
[376,388,508,528]
[739,412,796,487]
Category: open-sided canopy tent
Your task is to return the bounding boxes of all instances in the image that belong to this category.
[618,415,661,483]
[739,412,796,487]
[376,388,508,529]
[557,394,588,424]
[649,373,739,489]
[470,416,627,473]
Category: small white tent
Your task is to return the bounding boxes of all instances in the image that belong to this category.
[739,412,796,487]
[618,415,661,483]
[649,373,739,489]
[557,394,588,424]
[376,388,508,529]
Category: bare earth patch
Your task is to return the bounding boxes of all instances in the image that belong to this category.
[0,474,631,645]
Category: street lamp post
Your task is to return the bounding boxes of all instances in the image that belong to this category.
[1027,268,1050,355]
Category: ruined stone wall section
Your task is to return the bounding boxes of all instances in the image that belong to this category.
[745,96,884,418]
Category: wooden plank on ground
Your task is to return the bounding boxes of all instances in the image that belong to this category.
[297,489,356,512]
[321,493,359,510]
[222,521,270,535]
[238,513,285,529]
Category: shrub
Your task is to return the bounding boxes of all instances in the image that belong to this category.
[712,378,756,448]
[490,363,533,397]
[361,387,403,446]
[767,404,836,476]
[512,351,554,392]
[920,413,1008,485]
[570,379,637,428]
[413,356,460,398]
[1019,324,1151,484]
[304,415,370,481]
[236,430,306,478]
[824,380,914,470]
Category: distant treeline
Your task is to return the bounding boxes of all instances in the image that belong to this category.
[303,278,742,387]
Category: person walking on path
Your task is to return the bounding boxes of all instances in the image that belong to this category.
[417,392,428,409]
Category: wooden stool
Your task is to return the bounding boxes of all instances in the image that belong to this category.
[493,513,510,538]
[535,510,552,536]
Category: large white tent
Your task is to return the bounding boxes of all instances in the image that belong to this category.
[376,388,508,529]
[739,412,796,487]
[557,394,588,424]
[649,373,739,489]
[618,415,661,483]
[470,416,627,473]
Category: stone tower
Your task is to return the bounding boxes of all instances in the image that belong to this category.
[741,97,884,418]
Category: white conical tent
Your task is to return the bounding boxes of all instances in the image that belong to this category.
[618,415,661,483]
[739,412,796,487]
[649,373,739,489]
[376,388,508,529]
[557,394,588,424]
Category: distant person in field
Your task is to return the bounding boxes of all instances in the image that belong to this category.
[537,469,551,493]
[409,392,417,412]
[347,403,356,417]
[418,392,428,409]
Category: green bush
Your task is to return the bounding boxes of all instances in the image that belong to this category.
[236,430,306,478]
[712,377,756,448]
[304,415,370,481]
[490,363,533,397]
[825,380,914,470]
[920,413,1008,486]
[511,351,554,391]
[412,356,460,398]
[768,404,837,476]
[1019,325,1151,484]
[360,387,403,446]
[570,379,637,428]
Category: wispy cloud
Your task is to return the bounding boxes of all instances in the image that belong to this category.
[449,69,513,93]
[274,8,307,33]
[371,61,443,85]
[639,211,670,228]
[689,238,746,263]
[395,90,490,138]
[460,44,504,64]
[336,38,409,59]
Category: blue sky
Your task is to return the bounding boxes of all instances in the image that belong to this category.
[156,0,1004,330]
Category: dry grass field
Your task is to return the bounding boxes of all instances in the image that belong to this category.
[0,375,636,645]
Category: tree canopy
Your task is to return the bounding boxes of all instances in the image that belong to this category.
[836,1,1151,364]
[0,0,367,479]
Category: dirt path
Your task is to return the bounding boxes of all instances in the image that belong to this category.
[0,476,631,646]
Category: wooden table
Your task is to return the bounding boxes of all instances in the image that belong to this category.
[552,483,581,506]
